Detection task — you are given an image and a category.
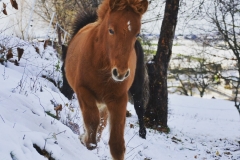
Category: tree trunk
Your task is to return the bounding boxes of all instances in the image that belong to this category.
[145,0,180,131]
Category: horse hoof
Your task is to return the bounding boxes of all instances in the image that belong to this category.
[79,134,97,150]
[139,128,146,139]
[86,143,97,150]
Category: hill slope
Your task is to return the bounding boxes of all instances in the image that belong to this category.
[0,37,239,160]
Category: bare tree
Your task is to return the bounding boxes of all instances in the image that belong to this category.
[145,0,180,131]
[202,0,240,114]
[34,0,102,42]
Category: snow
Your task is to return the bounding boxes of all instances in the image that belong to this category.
[0,37,240,160]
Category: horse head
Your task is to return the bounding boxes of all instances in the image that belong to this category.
[98,0,148,82]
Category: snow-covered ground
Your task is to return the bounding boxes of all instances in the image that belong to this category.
[0,36,239,160]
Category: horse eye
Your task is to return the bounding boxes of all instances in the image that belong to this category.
[109,29,114,35]
[136,33,140,38]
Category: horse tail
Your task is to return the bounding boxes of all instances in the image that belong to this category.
[60,9,97,99]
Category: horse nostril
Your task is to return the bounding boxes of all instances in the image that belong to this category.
[112,68,118,77]
[125,70,130,78]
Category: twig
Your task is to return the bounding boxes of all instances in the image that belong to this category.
[127,143,143,155]
[126,132,138,147]
[31,63,52,92]
[43,130,66,149]
[43,138,49,150]
[18,60,28,93]
[2,65,9,80]
[54,130,66,136]
[131,153,138,160]
[125,152,135,160]
[0,115,5,123]
[33,93,46,112]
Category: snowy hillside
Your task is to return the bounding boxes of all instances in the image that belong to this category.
[0,37,240,160]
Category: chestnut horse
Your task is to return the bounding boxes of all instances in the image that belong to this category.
[61,8,149,139]
[62,0,148,159]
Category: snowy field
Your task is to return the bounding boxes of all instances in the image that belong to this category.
[0,36,239,160]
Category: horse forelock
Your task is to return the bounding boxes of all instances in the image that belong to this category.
[97,0,147,23]
[97,0,109,23]
[114,0,148,14]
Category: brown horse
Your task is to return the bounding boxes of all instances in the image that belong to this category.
[64,0,148,159]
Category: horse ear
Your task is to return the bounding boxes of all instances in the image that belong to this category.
[137,0,148,15]
[109,0,121,10]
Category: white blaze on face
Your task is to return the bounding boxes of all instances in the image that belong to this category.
[127,20,131,31]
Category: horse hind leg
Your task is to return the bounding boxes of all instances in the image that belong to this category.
[129,82,147,139]
[132,93,147,139]
[76,87,100,150]
[96,103,108,142]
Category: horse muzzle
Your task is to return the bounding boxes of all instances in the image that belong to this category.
[111,68,130,82]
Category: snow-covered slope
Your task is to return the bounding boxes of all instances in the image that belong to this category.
[0,37,239,160]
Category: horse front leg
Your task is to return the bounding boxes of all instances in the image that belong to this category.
[97,105,108,142]
[76,87,100,150]
[107,94,128,160]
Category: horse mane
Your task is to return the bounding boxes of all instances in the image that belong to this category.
[97,0,147,23]
[71,0,147,36]
[71,0,146,35]
[71,8,98,38]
